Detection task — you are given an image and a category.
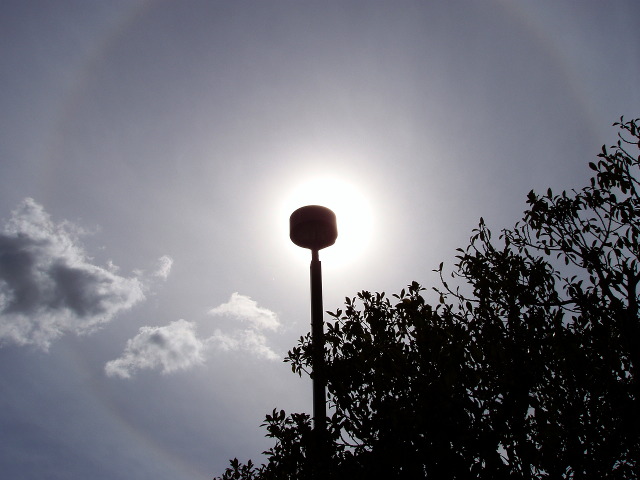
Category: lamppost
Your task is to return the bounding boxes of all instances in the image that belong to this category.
[289,205,337,476]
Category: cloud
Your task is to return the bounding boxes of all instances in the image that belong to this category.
[208,329,280,361]
[153,255,173,279]
[207,293,281,360]
[0,198,145,350]
[105,319,205,378]
[106,293,281,378]
[209,292,280,331]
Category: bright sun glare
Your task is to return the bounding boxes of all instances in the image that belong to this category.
[283,177,374,268]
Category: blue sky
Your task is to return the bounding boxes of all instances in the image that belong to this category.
[0,1,638,478]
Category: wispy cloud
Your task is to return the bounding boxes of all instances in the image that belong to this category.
[209,329,280,361]
[153,255,173,280]
[209,292,280,331]
[105,319,205,378]
[106,293,281,378]
[207,292,281,360]
[0,198,145,350]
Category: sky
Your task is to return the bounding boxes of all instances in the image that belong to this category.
[0,1,638,478]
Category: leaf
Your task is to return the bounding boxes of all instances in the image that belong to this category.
[215,118,640,480]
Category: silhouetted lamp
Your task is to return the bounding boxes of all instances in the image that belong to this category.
[290,205,338,251]
[289,205,337,476]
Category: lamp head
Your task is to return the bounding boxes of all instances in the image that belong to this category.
[290,205,338,251]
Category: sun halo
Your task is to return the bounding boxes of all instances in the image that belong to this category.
[282,177,374,268]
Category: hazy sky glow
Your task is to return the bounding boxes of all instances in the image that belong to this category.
[0,1,638,478]
[282,176,374,266]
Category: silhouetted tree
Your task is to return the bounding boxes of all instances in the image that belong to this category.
[214,118,640,480]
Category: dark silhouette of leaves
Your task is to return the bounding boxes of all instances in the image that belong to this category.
[214,118,640,480]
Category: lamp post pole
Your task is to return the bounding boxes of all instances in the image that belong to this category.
[289,205,337,478]
[310,248,327,453]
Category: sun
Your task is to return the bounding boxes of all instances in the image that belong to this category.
[282,177,374,268]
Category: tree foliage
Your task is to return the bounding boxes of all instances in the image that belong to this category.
[214,118,640,479]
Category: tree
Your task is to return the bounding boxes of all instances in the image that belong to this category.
[214,118,640,479]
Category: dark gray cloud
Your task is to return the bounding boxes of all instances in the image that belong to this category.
[0,198,145,349]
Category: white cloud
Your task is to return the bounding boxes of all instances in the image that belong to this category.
[106,293,281,378]
[208,328,280,361]
[207,293,281,361]
[105,319,205,378]
[209,292,280,331]
[0,198,145,350]
[153,255,173,279]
